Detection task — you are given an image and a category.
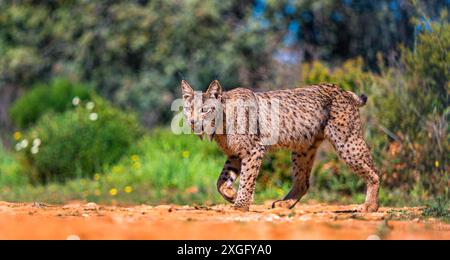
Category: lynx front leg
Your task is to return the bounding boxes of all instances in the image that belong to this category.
[233,147,266,211]
[217,156,241,203]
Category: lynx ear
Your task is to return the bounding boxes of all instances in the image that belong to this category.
[206,80,223,99]
[181,80,194,99]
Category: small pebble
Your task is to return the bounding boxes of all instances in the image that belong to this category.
[83,202,99,210]
[66,234,81,240]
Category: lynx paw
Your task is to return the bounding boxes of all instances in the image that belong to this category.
[271,199,297,209]
[232,205,249,212]
[218,185,237,203]
[357,203,379,213]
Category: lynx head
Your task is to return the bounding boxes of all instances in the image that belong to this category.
[180,80,223,141]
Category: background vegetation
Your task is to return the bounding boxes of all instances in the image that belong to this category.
[0,0,448,212]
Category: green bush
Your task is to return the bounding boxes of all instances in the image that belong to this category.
[403,14,449,109]
[1,129,291,205]
[300,58,375,92]
[369,16,449,198]
[101,129,226,204]
[10,78,91,128]
[15,96,142,182]
[423,196,450,222]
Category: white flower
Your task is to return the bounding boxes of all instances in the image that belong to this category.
[72,97,81,106]
[89,113,98,121]
[20,139,28,149]
[16,139,28,151]
[86,102,95,110]
[15,143,22,152]
[31,146,39,155]
[33,138,41,147]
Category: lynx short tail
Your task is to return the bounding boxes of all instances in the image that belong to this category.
[347,91,367,107]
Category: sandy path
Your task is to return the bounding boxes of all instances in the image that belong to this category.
[0,201,448,240]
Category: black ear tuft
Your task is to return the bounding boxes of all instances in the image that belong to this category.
[360,94,368,105]
[176,71,185,81]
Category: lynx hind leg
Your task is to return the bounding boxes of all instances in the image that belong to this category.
[272,141,321,209]
[217,156,241,203]
[325,113,379,213]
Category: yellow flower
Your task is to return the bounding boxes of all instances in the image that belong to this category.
[94,189,101,196]
[277,188,284,197]
[182,150,190,158]
[109,188,118,196]
[13,132,22,141]
[131,155,139,162]
[94,173,101,181]
[124,186,133,193]
[435,161,440,168]
[133,162,141,170]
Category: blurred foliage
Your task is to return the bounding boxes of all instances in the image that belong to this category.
[0,129,289,205]
[299,58,375,91]
[10,78,92,128]
[0,140,26,189]
[0,0,272,126]
[263,0,447,67]
[15,96,142,182]
[370,14,449,198]
[423,196,450,221]
[403,14,449,112]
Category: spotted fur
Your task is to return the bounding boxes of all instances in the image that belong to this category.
[181,80,379,212]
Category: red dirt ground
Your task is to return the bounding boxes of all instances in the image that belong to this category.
[0,201,449,240]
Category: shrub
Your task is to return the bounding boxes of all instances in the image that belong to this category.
[422,196,450,222]
[10,78,91,128]
[262,23,449,203]
[103,129,226,204]
[370,16,449,198]
[15,96,142,182]
[403,14,449,109]
[300,58,375,92]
